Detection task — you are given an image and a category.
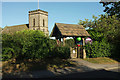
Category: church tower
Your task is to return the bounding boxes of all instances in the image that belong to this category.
[29,9,49,36]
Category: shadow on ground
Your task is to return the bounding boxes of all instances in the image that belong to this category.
[110,57,120,63]
[54,69,120,79]
[2,58,120,79]
[2,65,120,79]
[2,70,55,78]
[2,58,76,79]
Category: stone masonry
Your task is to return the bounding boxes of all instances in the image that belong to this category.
[2,9,49,36]
[29,9,49,36]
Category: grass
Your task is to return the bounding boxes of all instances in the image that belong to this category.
[84,57,119,64]
[2,58,77,74]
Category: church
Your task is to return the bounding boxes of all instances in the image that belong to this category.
[2,9,49,36]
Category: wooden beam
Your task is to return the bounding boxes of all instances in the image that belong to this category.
[82,38,86,59]
[63,37,66,46]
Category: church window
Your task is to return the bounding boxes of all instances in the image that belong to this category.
[33,19,35,27]
[43,19,45,27]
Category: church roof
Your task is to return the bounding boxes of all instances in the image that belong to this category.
[2,24,29,34]
[50,23,90,37]
[29,9,48,13]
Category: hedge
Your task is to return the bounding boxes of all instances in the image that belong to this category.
[2,30,70,61]
[85,40,112,58]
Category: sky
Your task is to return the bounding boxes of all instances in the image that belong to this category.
[2,2,105,34]
[1,0,102,2]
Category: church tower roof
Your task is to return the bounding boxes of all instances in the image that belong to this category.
[29,9,48,13]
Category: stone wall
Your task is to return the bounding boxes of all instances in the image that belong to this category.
[29,9,49,36]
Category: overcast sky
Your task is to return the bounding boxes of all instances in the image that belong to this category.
[1,2,105,34]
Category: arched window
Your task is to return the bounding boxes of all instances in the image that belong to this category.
[43,19,45,27]
[33,19,35,27]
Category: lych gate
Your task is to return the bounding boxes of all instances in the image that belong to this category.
[50,23,90,59]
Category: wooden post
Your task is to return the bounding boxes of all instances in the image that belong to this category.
[63,37,66,46]
[77,47,80,58]
[56,37,59,46]
[57,39,59,45]
[70,47,77,58]
[59,38,61,46]
[82,38,86,59]
[70,47,72,58]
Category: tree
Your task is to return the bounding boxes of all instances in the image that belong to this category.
[78,15,98,29]
[100,1,120,18]
[2,30,55,60]
[79,14,120,58]
[96,14,120,43]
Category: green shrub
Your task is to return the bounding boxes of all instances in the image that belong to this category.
[65,39,75,47]
[2,30,55,60]
[2,48,14,61]
[2,30,71,61]
[85,40,112,58]
[50,46,70,59]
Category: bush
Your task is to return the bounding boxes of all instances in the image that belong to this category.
[2,48,14,61]
[2,30,70,61]
[2,30,55,60]
[2,34,17,60]
[65,39,75,47]
[49,46,70,59]
[85,40,112,58]
[110,43,120,58]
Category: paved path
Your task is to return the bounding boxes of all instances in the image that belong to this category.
[54,59,119,79]
[55,69,119,79]
[71,59,119,70]
[51,59,119,78]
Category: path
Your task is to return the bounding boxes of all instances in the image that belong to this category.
[1,59,120,79]
[71,58,119,70]
[54,59,119,79]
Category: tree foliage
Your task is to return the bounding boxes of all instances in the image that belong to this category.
[65,39,75,47]
[96,14,120,43]
[85,41,112,58]
[79,14,120,58]
[2,30,70,61]
[79,15,98,28]
[100,1,120,18]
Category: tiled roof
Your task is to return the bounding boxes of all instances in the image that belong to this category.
[50,23,90,37]
[2,24,29,34]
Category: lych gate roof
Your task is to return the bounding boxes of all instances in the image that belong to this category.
[50,23,90,37]
[2,24,29,34]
